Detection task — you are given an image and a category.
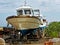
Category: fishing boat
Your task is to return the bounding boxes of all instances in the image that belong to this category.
[6,4,41,35]
[6,1,46,36]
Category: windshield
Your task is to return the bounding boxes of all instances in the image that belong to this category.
[33,10,40,16]
[17,10,23,15]
[24,10,31,15]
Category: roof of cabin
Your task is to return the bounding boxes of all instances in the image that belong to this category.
[16,6,32,10]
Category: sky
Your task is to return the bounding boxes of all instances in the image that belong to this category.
[0,0,60,26]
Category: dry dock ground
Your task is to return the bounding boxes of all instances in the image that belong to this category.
[6,42,60,45]
[5,38,60,45]
[5,40,60,45]
[6,43,44,45]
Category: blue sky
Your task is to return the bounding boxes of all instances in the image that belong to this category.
[0,0,60,26]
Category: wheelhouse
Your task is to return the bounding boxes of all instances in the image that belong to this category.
[16,6,40,16]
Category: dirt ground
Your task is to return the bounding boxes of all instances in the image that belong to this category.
[6,43,44,45]
[6,42,60,45]
[5,38,60,45]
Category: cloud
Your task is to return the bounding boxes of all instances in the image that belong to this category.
[37,0,60,12]
[55,0,60,4]
[0,0,20,14]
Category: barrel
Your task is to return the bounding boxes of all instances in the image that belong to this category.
[44,41,53,45]
[0,38,5,45]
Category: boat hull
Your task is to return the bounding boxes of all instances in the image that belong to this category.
[6,15,40,30]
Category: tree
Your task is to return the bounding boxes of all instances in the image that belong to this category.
[45,22,60,38]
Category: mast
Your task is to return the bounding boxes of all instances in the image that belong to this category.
[24,0,27,6]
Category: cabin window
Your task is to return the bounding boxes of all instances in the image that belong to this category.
[17,10,23,15]
[33,10,40,16]
[24,10,31,15]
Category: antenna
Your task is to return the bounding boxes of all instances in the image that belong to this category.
[24,0,27,6]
